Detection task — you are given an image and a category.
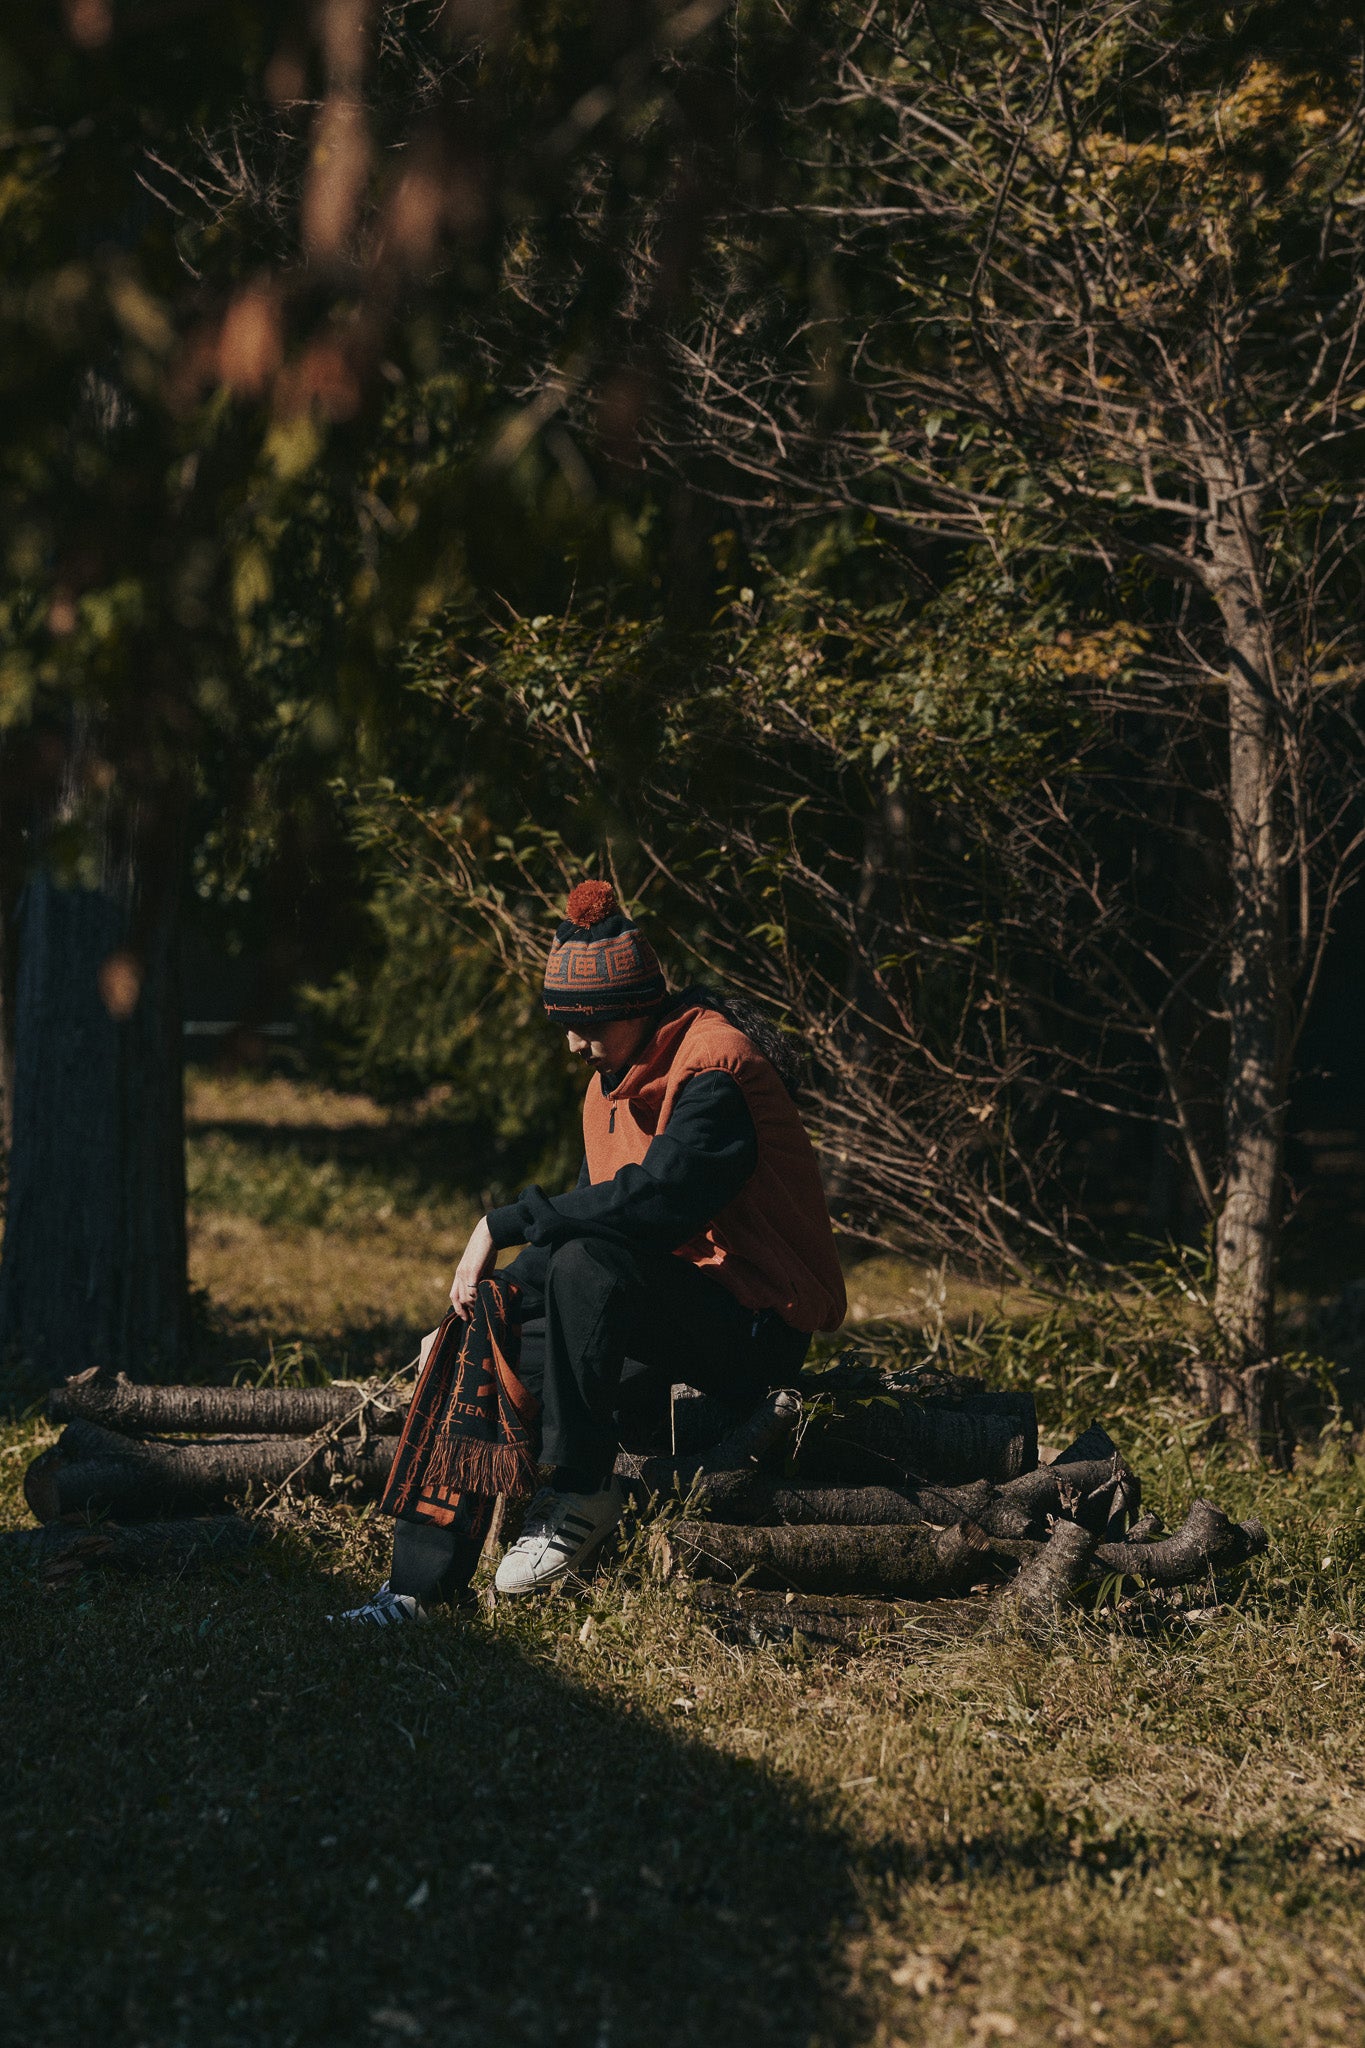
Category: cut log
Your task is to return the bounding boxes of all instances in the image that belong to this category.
[796,1387,1037,1487]
[0,1514,266,1579]
[1124,1510,1166,1544]
[670,1385,747,1454]
[671,1427,1137,1540]
[1095,1501,1267,1585]
[688,1585,908,1649]
[616,1389,801,1499]
[1052,1421,1123,1468]
[1005,1518,1097,1618]
[976,1425,1138,1537]
[683,1480,943,1527]
[47,1367,405,1436]
[25,1419,397,1522]
[670,1517,991,1598]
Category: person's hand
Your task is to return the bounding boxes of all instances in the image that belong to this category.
[449,1215,497,1318]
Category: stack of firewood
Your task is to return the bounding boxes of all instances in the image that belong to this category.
[11,1361,1267,1642]
[612,1377,1267,1643]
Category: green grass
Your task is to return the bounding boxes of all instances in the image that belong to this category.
[4,1072,1365,2047]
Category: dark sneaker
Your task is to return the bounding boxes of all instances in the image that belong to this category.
[328,1580,429,1626]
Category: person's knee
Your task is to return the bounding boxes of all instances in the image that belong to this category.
[545,1236,623,1301]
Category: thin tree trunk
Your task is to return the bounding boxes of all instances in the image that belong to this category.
[1091,1499,1266,1584]
[1202,447,1291,1452]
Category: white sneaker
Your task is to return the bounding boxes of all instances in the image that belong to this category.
[328,1581,429,1626]
[494,1482,625,1596]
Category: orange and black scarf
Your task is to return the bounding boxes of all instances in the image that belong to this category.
[380,1277,540,1530]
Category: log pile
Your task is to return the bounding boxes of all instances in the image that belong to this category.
[14,1366,405,1582]
[616,1382,1266,1638]
[15,1365,1267,1628]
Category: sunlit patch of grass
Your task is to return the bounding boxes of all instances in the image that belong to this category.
[183,1065,477,1374]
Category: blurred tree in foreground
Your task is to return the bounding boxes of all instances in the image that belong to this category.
[0,0,790,1372]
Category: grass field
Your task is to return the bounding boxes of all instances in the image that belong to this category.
[4,1068,1365,2048]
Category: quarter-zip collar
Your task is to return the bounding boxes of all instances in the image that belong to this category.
[599,1001,708,1116]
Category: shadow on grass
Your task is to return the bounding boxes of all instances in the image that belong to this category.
[0,1562,870,2048]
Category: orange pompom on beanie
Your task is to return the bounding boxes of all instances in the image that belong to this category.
[542,881,667,1024]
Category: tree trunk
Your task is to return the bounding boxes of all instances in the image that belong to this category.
[790,1387,1037,1487]
[1202,447,1291,1453]
[0,856,188,1378]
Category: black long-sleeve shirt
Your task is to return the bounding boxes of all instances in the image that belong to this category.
[485,1070,758,1255]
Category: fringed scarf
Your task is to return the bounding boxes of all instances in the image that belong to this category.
[380,1276,540,1531]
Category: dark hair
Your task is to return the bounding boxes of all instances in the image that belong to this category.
[675,983,805,1100]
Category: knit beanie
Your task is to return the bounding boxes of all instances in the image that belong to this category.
[542,880,667,1025]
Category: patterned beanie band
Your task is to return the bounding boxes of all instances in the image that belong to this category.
[542,880,667,1025]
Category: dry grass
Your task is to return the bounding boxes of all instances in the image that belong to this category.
[4,1069,1365,2048]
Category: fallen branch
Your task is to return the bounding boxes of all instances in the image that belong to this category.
[1094,1500,1267,1584]
[664,1424,1139,1538]
[1004,1519,1097,1619]
[669,1516,992,1598]
[25,1420,397,1522]
[0,1514,266,1580]
[47,1368,405,1436]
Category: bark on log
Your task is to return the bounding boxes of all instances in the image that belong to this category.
[0,1514,266,1579]
[616,1389,801,1499]
[1125,1511,1166,1544]
[979,1425,1138,1537]
[47,1367,406,1436]
[685,1480,942,1527]
[1095,1500,1267,1584]
[670,1517,990,1598]
[1004,1519,1097,1618]
[688,1585,907,1649]
[676,1426,1137,1539]
[25,1419,397,1521]
[796,1387,1037,1487]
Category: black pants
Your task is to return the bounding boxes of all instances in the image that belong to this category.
[390,1239,810,1606]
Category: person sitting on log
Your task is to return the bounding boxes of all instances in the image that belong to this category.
[335,879,846,1623]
